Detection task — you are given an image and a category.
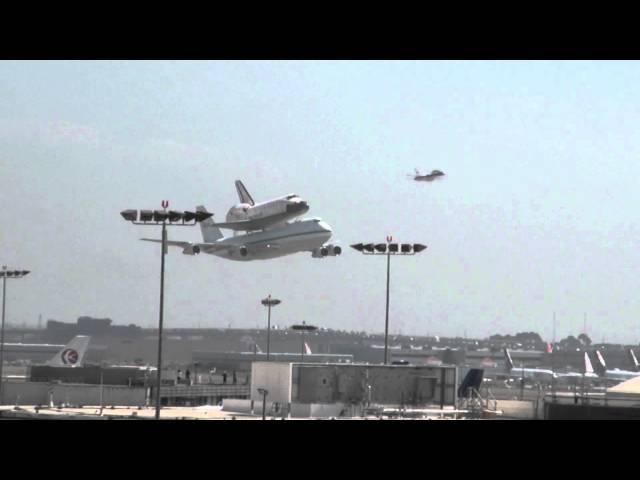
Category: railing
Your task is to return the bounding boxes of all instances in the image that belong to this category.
[158,384,250,398]
[485,388,498,412]
[458,387,499,418]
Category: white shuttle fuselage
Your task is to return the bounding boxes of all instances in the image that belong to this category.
[213,181,310,232]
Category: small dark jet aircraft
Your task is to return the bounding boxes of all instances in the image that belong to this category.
[409,169,445,182]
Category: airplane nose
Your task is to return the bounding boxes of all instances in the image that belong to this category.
[318,220,332,233]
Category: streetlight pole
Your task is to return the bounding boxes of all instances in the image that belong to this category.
[258,388,269,420]
[0,266,30,405]
[120,202,212,420]
[261,295,281,361]
[155,219,166,418]
[351,239,427,365]
[384,247,391,366]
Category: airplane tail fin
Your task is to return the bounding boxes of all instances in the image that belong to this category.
[503,348,514,372]
[584,351,595,375]
[594,350,607,376]
[46,335,90,367]
[235,180,255,206]
[304,342,312,355]
[629,348,640,372]
[196,206,224,242]
[458,368,484,398]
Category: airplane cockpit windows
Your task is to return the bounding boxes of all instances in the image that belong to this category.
[285,194,298,200]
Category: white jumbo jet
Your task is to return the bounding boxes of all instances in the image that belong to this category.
[210,180,310,232]
[142,206,341,261]
[45,336,91,367]
[503,348,597,384]
[503,348,555,383]
[591,349,640,382]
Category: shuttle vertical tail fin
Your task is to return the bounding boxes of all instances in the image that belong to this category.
[46,336,90,367]
[235,180,255,206]
[196,206,224,242]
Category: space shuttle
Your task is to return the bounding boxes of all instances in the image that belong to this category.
[210,180,310,232]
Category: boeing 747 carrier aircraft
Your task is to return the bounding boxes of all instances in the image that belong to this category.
[142,206,341,261]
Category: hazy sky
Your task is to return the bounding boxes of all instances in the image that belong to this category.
[2,60,640,343]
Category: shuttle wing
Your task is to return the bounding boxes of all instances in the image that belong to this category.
[210,219,260,231]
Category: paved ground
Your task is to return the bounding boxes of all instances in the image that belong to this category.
[0,405,257,420]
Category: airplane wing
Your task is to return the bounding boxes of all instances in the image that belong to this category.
[140,238,191,249]
[140,238,234,253]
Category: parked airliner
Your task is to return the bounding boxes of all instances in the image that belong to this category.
[503,348,597,383]
[591,350,640,382]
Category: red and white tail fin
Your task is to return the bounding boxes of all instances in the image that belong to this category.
[46,336,90,367]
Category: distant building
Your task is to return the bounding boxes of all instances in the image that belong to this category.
[46,316,142,342]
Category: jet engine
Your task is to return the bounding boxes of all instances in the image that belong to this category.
[239,246,249,257]
[182,245,201,255]
[311,244,341,258]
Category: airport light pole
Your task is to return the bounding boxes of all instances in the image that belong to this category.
[0,267,30,405]
[120,202,212,420]
[258,387,269,420]
[291,321,317,362]
[351,238,427,365]
[261,295,281,361]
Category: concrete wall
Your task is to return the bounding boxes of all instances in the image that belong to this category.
[495,400,536,419]
[1,381,44,405]
[1,381,146,406]
[250,362,292,404]
[292,364,457,407]
[545,401,640,420]
[222,398,252,414]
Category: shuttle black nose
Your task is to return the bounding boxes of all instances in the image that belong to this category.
[287,201,309,214]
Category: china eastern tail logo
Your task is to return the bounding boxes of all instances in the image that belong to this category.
[61,348,79,365]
